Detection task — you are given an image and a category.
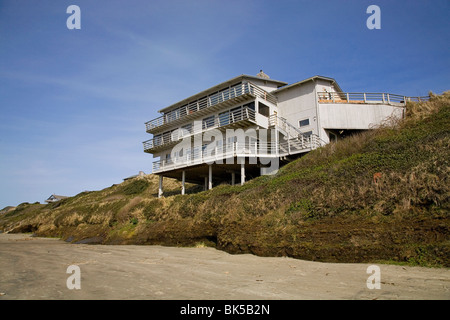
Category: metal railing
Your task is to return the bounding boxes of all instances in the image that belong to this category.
[269,115,303,137]
[318,92,429,105]
[269,114,325,148]
[143,107,257,152]
[151,131,322,173]
[145,82,277,132]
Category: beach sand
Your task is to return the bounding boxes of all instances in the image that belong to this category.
[0,233,448,300]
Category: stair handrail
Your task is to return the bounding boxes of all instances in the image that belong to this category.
[270,114,326,149]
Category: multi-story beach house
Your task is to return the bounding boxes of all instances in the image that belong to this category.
[143,71,426,196]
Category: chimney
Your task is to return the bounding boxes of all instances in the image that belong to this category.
[256,70,270,79]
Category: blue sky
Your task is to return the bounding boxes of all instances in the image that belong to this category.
[0,0,449,208]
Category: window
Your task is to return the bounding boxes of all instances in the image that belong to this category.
[218,88,230,102]
[202,143,208,156]
[180,123,193,137]
[227,136,236,150]
[258,102,270,117]
[299,118,310,127]
[219,111,230,126]
[242,102,255,120]
[198,96,207,110]
[162,131,171,144]
[243,101,255,111]
[202,115,215,129]
[246,136,258,152]
[154,134,162,146]
[303,131,313,137]
[216,139,223,152]
[229,82,241,98]
[166,108,179,122]
[230,107,242,123]
[187,102,197,114]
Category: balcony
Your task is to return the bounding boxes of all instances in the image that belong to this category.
[318,92,429,105]
[151,133,323,173]
[145,82,277,134]
[317,92,429,131]
[143,106,261,153]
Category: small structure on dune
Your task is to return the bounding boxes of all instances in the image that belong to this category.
[123,171,146,181]
[45,194,69,203]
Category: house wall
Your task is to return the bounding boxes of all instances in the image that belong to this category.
[315,78,339,97]
[274,81,318,137]
[314,78,341,143]
[318,103,405,130]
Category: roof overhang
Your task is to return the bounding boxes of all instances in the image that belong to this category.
[158,75,287,114]
[273,75,343,94]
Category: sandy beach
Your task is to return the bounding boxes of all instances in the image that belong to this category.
[0,233,448,300]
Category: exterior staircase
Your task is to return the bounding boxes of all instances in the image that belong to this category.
[268,115,323,156]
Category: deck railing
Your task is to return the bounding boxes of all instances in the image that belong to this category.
[145,82,276,132]
[143,107,257,152]
[318,92,429,105]
[151,132,322,173]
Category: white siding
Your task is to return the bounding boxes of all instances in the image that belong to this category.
[248,78,282,92]
[275,81,318,135]
[318,103,405,129]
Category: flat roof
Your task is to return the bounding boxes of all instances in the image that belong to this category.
[158,74,288,113]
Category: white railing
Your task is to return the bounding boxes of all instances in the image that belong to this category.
[269,115,303,137]
[143,107,257,152]
[269,114,324,149]
[145,82,277,132]
[151,133,322,173]
[318,92,429,105]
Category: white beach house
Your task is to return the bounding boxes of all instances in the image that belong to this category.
[143,71,426,196]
